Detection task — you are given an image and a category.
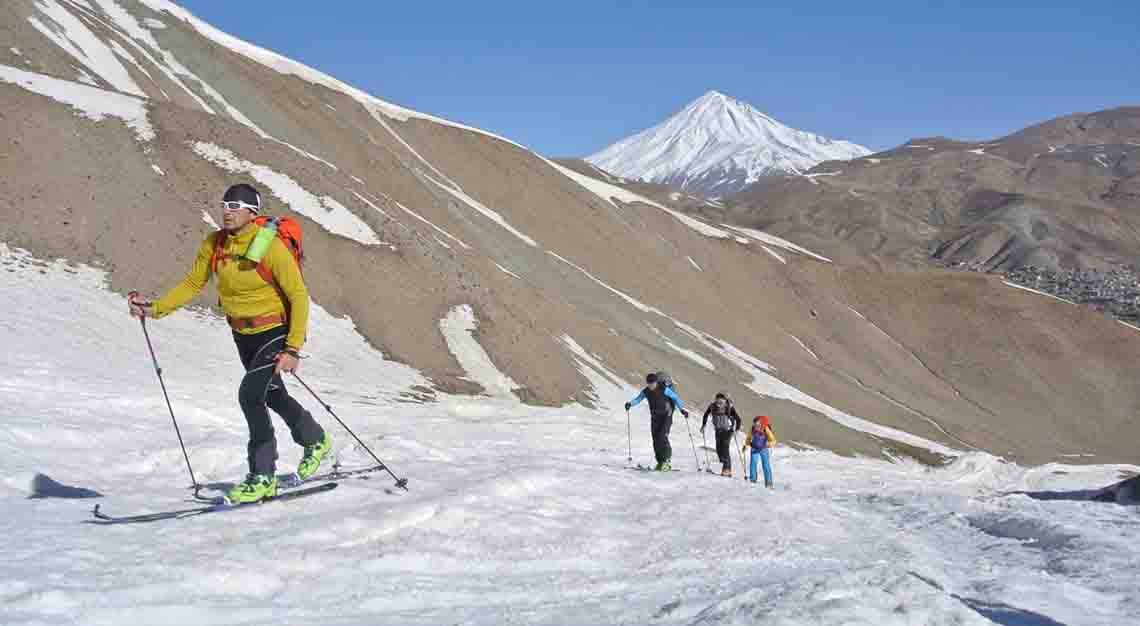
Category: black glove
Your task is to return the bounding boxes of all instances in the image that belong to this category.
[681,409,690,419]
[624,402,631,411]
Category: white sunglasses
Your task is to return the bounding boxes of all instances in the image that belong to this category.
[220,200,259,213]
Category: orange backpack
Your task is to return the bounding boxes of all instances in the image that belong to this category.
[210,216,304,308]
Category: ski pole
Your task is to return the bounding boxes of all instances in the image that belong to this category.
[136,315,202,498]
[702,428,713,473]
[734,430,747,482]
[291,373,409,491]
[626,408,633,467]
[682,413,701,472]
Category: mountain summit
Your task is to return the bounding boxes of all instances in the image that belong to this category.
[587,91,870,197]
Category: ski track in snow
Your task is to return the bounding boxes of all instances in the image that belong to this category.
[1,244,1139,625]
[0,64,154,142]
[192,142,380,245]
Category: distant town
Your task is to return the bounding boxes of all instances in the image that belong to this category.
[941,262,1140,324]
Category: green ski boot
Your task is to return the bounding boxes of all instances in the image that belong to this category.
[296,431,332,481]
[225,473,277,504]
[660,461,672,472]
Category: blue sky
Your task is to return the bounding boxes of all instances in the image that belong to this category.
[178,0,1139,156]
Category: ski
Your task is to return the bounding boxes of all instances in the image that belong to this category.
[89,482,338,525]
[279,463,385,489]
[632,464,681,472]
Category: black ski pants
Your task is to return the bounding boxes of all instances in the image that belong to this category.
[715,429,734,471]
[650,412,673,465]
[234,325,324,475]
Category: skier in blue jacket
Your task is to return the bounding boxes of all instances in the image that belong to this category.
[625,373,689,471]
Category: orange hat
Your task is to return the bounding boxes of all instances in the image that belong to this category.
[755,415,771,428]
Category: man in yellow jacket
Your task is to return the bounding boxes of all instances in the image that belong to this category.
[128,183,331,504]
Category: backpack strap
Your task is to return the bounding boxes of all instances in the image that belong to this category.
[210,229,228,273]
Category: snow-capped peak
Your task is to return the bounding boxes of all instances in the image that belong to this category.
[586,90,870,197]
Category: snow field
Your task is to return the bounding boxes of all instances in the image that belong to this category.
[1,244,1138,625]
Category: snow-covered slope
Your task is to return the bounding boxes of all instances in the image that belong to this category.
[587,91,871,197]
[3,246,1139,625]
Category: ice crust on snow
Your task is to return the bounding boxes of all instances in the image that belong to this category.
[0,64,154,141]
[192,142,380,245]
[3,244,1140,624]
[587,91,871,197]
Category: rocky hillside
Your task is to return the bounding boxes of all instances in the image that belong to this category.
[3,0,1139,465]
[718,107,1140,271]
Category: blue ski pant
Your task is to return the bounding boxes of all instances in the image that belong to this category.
[749,448,772,486]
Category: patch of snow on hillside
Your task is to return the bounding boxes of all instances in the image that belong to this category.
[350,190,391,219]
[687,256,702,271]
[135,0,527,150]
[760,245,787,264]
[424,175,538,247]
[790,334,820,360]
[142,17,166,28]
[546,160,734,239]
[439,304,519,399]
[666,339,715,371]
[384,197,471,250]
[28,0,146,96]
[200,209,218,229]
[9,47,21,56]
[0,64,154,141]
[967,148,986,155]
[150,163,164,176]
[1003,281,1077,305]
[724,224,831,263]
[192,142,380,245]
[559,335,635,410]
[495,263,521,280]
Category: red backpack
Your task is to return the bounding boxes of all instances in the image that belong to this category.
[210,216,304,305]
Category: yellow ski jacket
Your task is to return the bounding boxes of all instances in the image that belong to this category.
[152,224,309,350]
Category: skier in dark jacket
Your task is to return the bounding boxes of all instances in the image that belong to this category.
[700,392,742,476]
[625,373,689,471]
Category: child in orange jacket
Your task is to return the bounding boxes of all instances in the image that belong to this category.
[742,415,777,487]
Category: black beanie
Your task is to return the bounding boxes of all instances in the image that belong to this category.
[223,183,262,214]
